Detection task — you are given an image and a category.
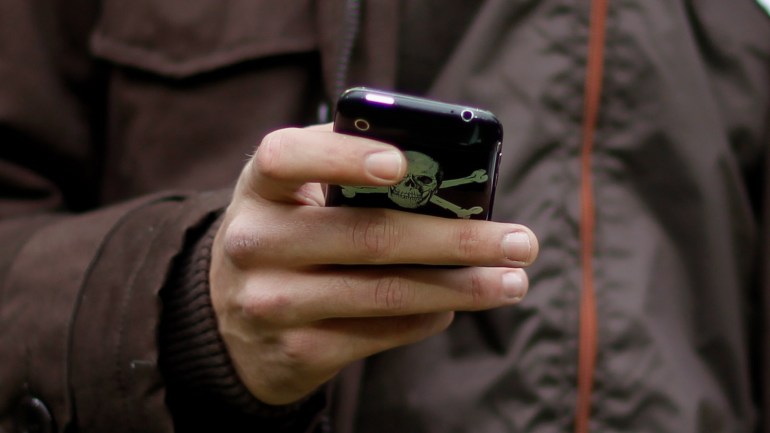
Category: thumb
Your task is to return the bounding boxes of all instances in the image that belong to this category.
[239,127,406,205]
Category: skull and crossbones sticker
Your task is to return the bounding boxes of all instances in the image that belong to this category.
[341,151,488,219]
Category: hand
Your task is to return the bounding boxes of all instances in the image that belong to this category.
[209,124,538,405]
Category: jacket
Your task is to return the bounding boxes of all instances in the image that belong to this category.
[1,0,769,432]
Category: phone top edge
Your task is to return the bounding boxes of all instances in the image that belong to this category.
[338,87,501,126]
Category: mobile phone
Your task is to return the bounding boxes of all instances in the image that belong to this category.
[325,87,503,220]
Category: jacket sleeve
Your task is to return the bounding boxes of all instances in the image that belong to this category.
[0,184,231,433]
[0,0,172,430]
[0,1,327,432]
[159,216,332,433]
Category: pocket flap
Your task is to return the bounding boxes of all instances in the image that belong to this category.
[90,0,317,78]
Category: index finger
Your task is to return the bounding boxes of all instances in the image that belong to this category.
[244,127,407,203]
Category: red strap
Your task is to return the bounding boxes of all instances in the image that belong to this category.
[575,0,609,432]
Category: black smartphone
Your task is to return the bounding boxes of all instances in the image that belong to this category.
[326,87,503,220]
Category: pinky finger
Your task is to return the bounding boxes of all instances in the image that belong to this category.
[286,312,455,372]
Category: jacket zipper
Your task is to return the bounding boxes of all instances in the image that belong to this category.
[575,0,609,432]
[318,0,361,124]
[334,0,362,101]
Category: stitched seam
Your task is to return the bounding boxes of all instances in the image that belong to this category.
[90,33,317,78]
[66,195,184,431]
[113,199,186,433]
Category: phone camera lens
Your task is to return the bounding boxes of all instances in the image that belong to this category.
[461,109,474,122]
[354,118,370,131]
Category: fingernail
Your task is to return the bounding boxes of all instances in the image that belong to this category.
[502,231,532,263]
[502,272,527,301]
[365,151,403,182]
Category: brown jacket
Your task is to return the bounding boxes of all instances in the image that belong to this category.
[1,0,769,432]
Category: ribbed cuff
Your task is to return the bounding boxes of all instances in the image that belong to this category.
[159,211,328,431]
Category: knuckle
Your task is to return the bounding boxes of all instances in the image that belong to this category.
[372,276,413,313]
[466,271,487,310]
[222,217,269,266]
[255,129,295,179]
[454,224,484,259]
[350,212,400,262]
[240,291,296,326]
[280,329,340,374]
[280,332,327,371]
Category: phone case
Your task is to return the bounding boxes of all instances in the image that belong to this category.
[326,88,503,220]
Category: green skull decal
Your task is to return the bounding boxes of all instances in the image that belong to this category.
[388,151,442,208]
[339,151,489,219]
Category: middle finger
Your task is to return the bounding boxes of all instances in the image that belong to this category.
[224,206,537,268]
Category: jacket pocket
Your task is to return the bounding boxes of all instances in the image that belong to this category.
[90,0,317,78]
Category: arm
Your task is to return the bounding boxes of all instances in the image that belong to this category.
[0,1,261,431]
[0,0,191,430]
